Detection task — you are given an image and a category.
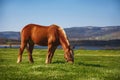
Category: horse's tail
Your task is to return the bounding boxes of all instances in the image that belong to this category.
[58,27,70,49]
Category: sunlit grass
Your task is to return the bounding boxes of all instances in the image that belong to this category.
[0,48,120,80]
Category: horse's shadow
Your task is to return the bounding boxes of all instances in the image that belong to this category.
[52,60,65,64]
[52,61,106,68]
[78,62,106,67]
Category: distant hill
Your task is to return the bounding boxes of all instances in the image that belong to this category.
[0,31,20,40]
[0,26,120,40]
[65,26,120,40]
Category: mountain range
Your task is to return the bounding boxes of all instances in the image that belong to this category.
[0,26,120,40]
[65,26,120,40]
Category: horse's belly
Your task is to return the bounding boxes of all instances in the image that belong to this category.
[38,39,48,46]
[32,37,48,46]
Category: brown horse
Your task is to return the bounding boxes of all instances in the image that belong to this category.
[17,24,74,64]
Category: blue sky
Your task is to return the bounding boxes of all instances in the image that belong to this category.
[0,0,120,31]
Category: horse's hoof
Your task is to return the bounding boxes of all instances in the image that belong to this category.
[29,61,34,63]
[17,60,21,63]
[45,61,51,64]
[68,61,74,64]
[17,61,20,63]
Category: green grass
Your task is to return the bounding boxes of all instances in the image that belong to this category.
[0,48,120,80]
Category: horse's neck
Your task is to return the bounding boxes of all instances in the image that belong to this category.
[60,38,70,51]
[59,28,70,52]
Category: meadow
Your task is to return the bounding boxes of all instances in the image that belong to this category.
[0,48,120,80]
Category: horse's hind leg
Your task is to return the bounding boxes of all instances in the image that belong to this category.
[26,41,34,63]
[17,41,27,63]
[46,44,57,64]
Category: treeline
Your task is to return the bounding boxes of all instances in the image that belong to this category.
[0,38,20,45]
[0,38,120,47]
[70,39,120,47]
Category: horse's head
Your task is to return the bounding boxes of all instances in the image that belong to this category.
[64,46,74,63]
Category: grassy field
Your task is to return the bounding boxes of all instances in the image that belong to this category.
[0,48,120,80]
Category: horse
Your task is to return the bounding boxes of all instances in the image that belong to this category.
[17,24,74,64]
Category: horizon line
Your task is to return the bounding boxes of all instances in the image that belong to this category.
[0,25,120,32]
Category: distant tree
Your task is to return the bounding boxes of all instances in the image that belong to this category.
[6,41,12,48]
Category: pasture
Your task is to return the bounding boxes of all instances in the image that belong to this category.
[0,48,120,80]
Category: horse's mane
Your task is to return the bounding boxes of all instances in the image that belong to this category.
[50,24,58,26]
[51,24,69,46]
[57,26,70,49]
[49,24,69,47]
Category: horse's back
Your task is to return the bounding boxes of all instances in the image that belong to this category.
[21,24,48,45]
[21,24,61,46]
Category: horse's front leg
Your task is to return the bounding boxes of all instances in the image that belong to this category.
[46,45,57,64]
